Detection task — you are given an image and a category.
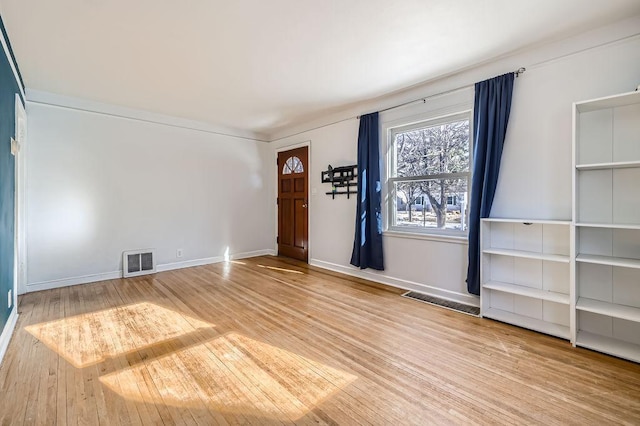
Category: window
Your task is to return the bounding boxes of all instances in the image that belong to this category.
[388,113,471,236]
[282,156,304,174]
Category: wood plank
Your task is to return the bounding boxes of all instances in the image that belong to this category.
[111,278,199,425]
[0,290,40,424]
[21,290,50,424]
[208,265,549,424]
[101,279,163,425]
[0,256,639,424]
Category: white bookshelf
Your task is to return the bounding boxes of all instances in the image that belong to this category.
[573,90,640,363]
[480,219,571,340]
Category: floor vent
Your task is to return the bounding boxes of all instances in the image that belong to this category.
[123,249,156,278]
[402,291,480,317]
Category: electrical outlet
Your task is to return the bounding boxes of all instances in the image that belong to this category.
[177,249,183,258]
[8,290,12,309]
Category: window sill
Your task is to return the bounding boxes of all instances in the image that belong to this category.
[383,230,469,245]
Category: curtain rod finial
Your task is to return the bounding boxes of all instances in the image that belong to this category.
[515,67,526,77]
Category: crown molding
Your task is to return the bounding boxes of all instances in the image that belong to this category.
[26,89,270,142]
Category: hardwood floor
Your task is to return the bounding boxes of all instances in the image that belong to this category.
[1,256,639,425]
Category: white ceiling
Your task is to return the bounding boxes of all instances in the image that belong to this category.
[2,0,639,138]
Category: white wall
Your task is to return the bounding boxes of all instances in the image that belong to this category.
[270,19,640,305]
[25,101,273,291]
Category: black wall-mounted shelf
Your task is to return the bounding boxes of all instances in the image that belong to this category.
[321,165,358,199]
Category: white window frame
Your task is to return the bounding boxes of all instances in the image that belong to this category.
[385,110,473,240]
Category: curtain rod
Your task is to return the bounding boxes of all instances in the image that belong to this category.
[273,67,525,142]
[358,67,526,119]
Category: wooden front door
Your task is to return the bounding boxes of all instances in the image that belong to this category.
[277,146,308,261]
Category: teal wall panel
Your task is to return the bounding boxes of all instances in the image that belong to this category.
[0,15,24,338]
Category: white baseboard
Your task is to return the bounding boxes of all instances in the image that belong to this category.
[0,308,19,368]
[157,249,276,272]
[26,270,123,293]
[156,256,223,272]
[309,258,479,307]
[230,249,276,260]
[25,249,277,292]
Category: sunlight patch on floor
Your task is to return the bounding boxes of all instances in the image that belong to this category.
[26,302,213,368]
[99,332,357,420]
[257,264,304,274]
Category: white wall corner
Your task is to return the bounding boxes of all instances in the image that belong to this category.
[0,307,18,368]
[309,258,480,307]
[230,249,276,260]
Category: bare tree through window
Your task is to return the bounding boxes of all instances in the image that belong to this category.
[390,116,470,232]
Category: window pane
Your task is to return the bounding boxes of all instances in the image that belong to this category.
[393,178,468,231]
[283,159,293,174]
[293,157,304,173]
[283,156,304,174]
[394,119,469,178]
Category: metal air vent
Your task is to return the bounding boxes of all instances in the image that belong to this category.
[123,249,156,278]
[402,291,480,316]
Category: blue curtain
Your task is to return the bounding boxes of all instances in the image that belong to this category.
[466,73,515,295]
[350,112,384,270]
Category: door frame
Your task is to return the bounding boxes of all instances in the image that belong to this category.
[274,140,311,262]
[14,95,27,296]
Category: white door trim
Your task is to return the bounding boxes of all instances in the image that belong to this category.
[14,95,27,296]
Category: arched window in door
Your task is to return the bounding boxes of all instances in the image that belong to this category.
[282,156,304,174]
